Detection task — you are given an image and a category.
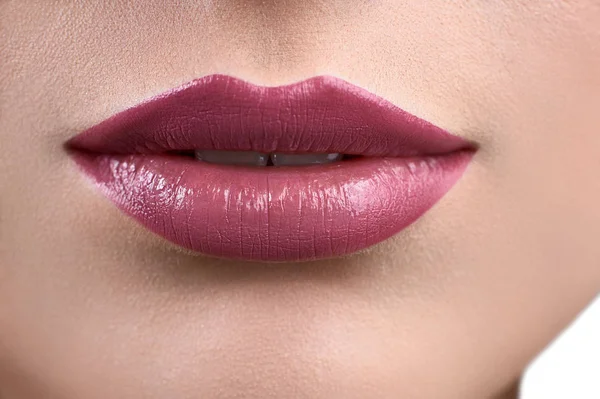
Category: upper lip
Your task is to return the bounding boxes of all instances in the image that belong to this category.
[67,74,473,157]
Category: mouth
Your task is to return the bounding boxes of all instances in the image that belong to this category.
[66,74,476,262]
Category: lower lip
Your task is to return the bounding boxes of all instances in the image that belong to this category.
[72,151,472,262]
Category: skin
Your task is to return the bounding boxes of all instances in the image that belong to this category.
[1,1,599,397]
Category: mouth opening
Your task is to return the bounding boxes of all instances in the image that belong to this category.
[167,150,365,167]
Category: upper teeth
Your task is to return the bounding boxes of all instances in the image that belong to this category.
[194,150,342,166]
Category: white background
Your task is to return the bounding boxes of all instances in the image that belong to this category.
[521,295,600,398]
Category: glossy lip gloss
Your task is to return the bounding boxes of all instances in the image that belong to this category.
[67,74,475,262]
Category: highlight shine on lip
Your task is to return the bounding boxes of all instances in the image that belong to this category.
[67,74,475,262]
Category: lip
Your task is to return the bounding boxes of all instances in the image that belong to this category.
[67,74,475,262]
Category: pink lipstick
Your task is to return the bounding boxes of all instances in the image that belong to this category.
[67,74,475,262]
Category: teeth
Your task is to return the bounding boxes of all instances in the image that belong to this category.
[194,151,343,166]
[195,150,268,166]
[271,152,342,166]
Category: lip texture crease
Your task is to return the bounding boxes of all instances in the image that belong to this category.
[67,74,475,262]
